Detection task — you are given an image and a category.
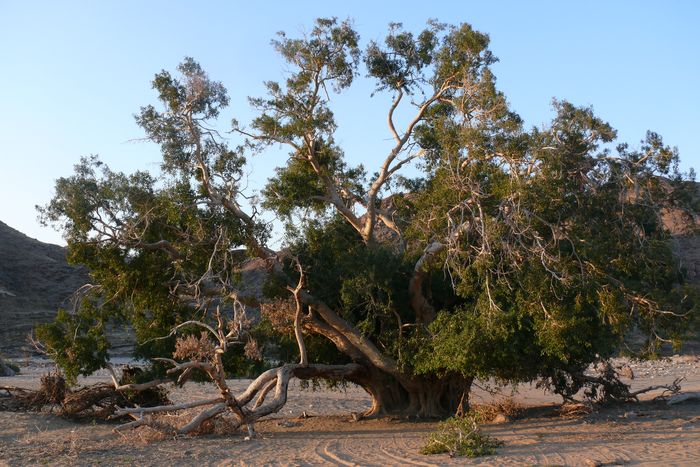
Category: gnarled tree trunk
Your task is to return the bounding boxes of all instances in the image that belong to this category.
[341,364,473,418]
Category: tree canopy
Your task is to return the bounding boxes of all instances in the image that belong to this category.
[38,18,698,421]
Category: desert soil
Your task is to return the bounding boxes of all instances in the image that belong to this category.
[1,356,700,466]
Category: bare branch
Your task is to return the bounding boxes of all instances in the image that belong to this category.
[387,89,404,144]
[286,258,308,366]
[132,239,182,260]
[105,364,168,392]
[363,80,455,242]
[409,221,471,324]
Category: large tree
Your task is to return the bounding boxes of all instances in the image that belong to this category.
[38,18,697,430]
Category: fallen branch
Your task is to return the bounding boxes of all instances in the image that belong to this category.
[112,397,223,418]
[0,370,170,418]
[631,377,684,400]
[110,359,366,434]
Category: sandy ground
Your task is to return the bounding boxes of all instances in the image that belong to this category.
[1,357,700,466]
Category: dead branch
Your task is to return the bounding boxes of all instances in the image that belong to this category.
[630,377,684,399]
[103,299,368,436]
[1,370,170,419]
[111,361,364,434]
[112,397,223,418]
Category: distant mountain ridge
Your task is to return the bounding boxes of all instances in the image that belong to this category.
[0,220,87,355]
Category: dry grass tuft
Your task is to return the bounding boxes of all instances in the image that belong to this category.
[173,332,216,361]
[557,401,594,418]
[17,427,91,461]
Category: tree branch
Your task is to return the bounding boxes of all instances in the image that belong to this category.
[363,81,454,242]
[286,259,308,366]
[409,221,471,324]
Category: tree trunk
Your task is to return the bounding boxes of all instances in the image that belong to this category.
[344,366,473,418]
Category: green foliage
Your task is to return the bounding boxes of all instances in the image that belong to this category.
[403,95,697,387]
[263,139,365,219]
[290,217,414,359]
[37,58,268,380]
[35,307,110,385]
[422,415,502,458]
[365,21,440,93]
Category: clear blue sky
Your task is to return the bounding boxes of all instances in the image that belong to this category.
[1,1,698,245]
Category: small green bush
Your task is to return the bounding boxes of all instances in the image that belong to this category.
[422,415,502,458]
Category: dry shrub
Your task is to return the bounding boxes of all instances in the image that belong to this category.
[244,338,262,361]
[2,369,169,419]
[260,298,296,335]
[470,397,523,423]
[173,332,215,361]
[39,372,68,404]
[1,371,67,410]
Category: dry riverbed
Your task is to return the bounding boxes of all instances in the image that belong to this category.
[1,356,700,466]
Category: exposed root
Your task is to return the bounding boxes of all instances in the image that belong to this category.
[112,361,364,434]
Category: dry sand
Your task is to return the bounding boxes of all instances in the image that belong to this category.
[1,357,700,466]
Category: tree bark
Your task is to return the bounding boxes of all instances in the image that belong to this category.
[326,364,473,418]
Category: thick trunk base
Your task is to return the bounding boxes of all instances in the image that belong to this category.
[291,363,473,418]
[353,369,473,418]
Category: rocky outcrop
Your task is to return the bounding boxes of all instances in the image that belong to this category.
[0,221,87,355]
[661,181,700,284]
[673,236,700,284]
[0,357,17,376]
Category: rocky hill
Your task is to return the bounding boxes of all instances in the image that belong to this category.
[0,221,87,356]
